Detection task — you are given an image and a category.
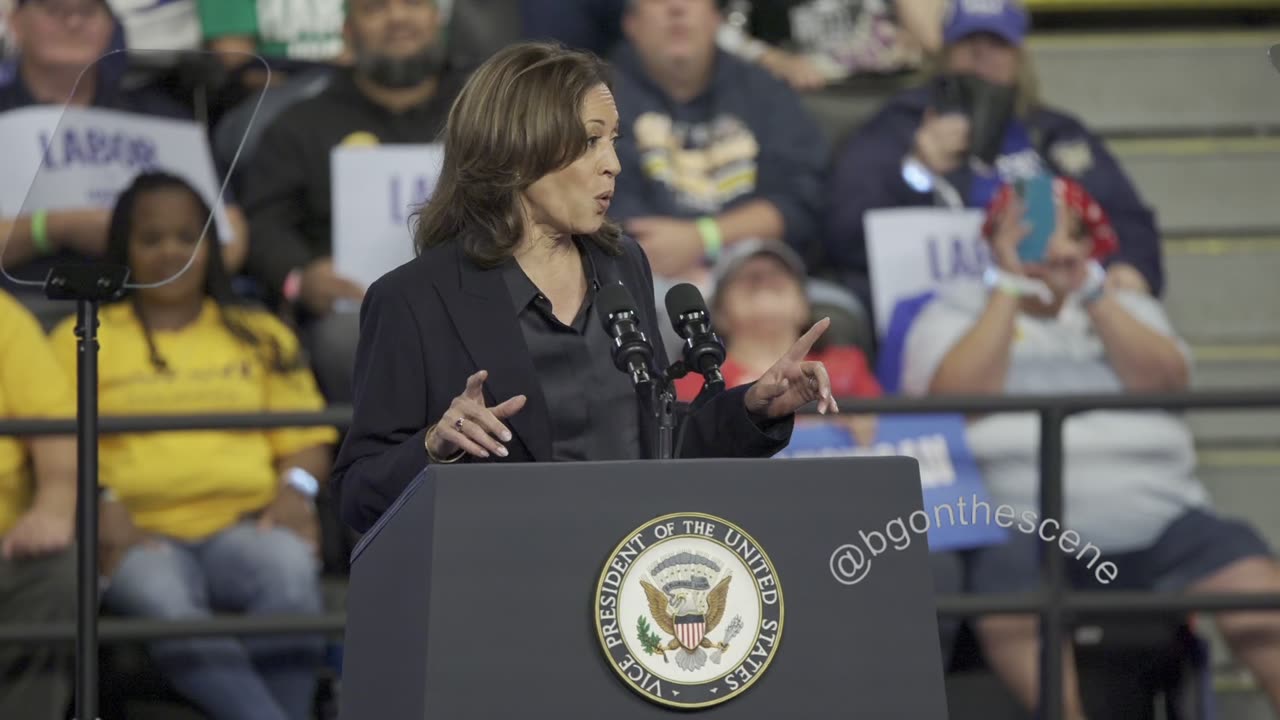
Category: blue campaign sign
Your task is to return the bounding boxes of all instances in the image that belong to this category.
[776,414,1008,552]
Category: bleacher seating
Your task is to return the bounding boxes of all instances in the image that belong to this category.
[1163,235,1280,343]
[1031,31,1280,137]
[946,617,1210,719]
[1020,28,1280,717]
[805,21,1280,717]
[1115,138,1280,237]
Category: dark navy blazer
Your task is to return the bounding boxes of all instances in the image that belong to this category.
[332,234,794,533]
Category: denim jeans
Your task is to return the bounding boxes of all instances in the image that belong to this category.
[103,521,324,720]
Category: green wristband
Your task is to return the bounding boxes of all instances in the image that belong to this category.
[30,210,51,255]
[695,216,723,261]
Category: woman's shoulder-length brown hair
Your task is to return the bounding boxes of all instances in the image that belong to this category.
[411,41,624,266]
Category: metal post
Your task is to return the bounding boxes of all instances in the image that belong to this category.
[1039,408,1067,720]
[657,388,676,460]
[74,299,100,720]
[46,264,127,720]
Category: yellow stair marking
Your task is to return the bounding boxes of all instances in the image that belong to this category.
[1190,344,1280,362]
[1107,136,1280,156]
[1164,237,1280,255]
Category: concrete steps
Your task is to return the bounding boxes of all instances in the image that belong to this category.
[1164,238,1280,343]
[802,30,1280,151]
[1199,449,1280,541]
[1163,237,1280,449]
[1031,31,1280,136]
[1111,140,1280,237]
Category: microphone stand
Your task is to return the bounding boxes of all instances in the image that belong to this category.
[655,360,701,461]
[46,263,129,720]
[655,383,677,460]
[629,381,678,460]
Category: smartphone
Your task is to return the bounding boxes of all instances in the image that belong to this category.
[1016,174,1056,264]
[932,74,970,116]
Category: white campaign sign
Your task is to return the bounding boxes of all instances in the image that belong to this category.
[0,105,232,242]
[331,145,444,290]
[864,207,990,336]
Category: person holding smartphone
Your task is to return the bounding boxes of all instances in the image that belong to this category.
[823,0,1162,320]
[899,178,1280,718]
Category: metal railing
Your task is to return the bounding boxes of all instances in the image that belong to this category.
[2,389,1280,720]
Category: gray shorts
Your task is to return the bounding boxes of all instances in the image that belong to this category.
[936,508,1273,594]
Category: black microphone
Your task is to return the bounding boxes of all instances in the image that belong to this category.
[664,283,725,393]
[598,282,655,389]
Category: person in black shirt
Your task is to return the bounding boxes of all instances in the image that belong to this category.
[332,42,839,533]
[501,235,644,462]
[241,0,463,403]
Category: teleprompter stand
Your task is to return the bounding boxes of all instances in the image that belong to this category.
[45,263,130,720]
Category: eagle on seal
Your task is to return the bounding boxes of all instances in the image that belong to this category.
[640,551,734,672]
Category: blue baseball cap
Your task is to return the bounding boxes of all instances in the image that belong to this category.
[943,0,1030,47]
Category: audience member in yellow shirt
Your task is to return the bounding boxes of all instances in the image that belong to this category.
[0,289,76,720]
[49,172,339,720]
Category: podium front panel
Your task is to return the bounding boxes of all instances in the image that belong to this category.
[342,457,949,719]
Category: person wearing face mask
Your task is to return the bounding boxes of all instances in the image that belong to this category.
[901,178,1280,718]
[241,0,464,404]
[823,0,1163,322]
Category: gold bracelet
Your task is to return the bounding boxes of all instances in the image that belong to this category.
[424,423,465,464]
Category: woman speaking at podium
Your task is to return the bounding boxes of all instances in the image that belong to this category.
[331,42,838,534]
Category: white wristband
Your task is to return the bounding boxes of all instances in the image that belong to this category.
[284,467,319,498]
[1077,260,1107,306]
[983,266,1053,304]
[902,154,933,193]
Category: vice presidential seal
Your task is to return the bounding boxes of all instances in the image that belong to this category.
[594,513,783,709]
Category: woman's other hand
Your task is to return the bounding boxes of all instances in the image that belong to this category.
[426,370,527,461]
